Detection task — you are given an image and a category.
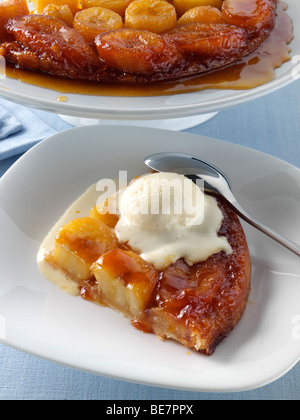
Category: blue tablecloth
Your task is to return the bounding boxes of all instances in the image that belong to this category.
[0,80,299,400]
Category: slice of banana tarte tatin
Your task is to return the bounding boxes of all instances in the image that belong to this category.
[38,173,251,355]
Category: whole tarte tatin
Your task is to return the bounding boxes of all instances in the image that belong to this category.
[0,0,283,84]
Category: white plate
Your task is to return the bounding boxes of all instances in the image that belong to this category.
[0,126,299,392]
[0,0,299,120]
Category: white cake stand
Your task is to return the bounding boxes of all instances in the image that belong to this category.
[59,112,219,130]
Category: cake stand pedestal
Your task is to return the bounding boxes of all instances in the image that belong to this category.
[59,112,218,130]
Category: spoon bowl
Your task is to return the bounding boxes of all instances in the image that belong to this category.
[144,152,300,257]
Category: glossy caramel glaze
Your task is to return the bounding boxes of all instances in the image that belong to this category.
[3,14,102,80]
[0,0,29,43]
[144,197,251,354]
[0,0,291,86]
[55,217,118,264]
[1,1,292,96]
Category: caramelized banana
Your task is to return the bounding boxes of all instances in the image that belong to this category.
[81,0,133,17]
[32,0,81,15]
[5,15,101,79]
[42,4,74,26]
[89,204,119,228]
[95,28,182,74]
[0,41,41,70]
[92,249,158,317]
[53,217,118,281]
[0,0,29,42]
[164,23,247,57]
[222,0,276,33]
[74,7,123,42]
[177,6,225,25]
[173,0,223,17]
[125,0,177,34]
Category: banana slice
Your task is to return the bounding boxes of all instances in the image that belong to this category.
[74,7,123,42]
[165,23,247,57]
[95,28,181,74]
[81,0,133,17]
[177,6,224,25]
[32,0,81,15]
[125,0,177,34]
[173,0,223,17]
[42,4,74,26]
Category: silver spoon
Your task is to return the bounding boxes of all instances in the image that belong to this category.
[144,152,300,257]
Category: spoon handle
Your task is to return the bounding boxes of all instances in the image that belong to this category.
[229,200,300,258]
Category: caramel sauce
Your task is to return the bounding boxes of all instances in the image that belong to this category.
[55,217,118,264]
[4,2,292,97]
[56,95,68,102]
[80,276,101,303]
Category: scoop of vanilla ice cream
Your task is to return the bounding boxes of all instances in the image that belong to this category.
[118,172,203,228]
[115,172,232,269]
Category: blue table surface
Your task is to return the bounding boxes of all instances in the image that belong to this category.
[0,80,300,400]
